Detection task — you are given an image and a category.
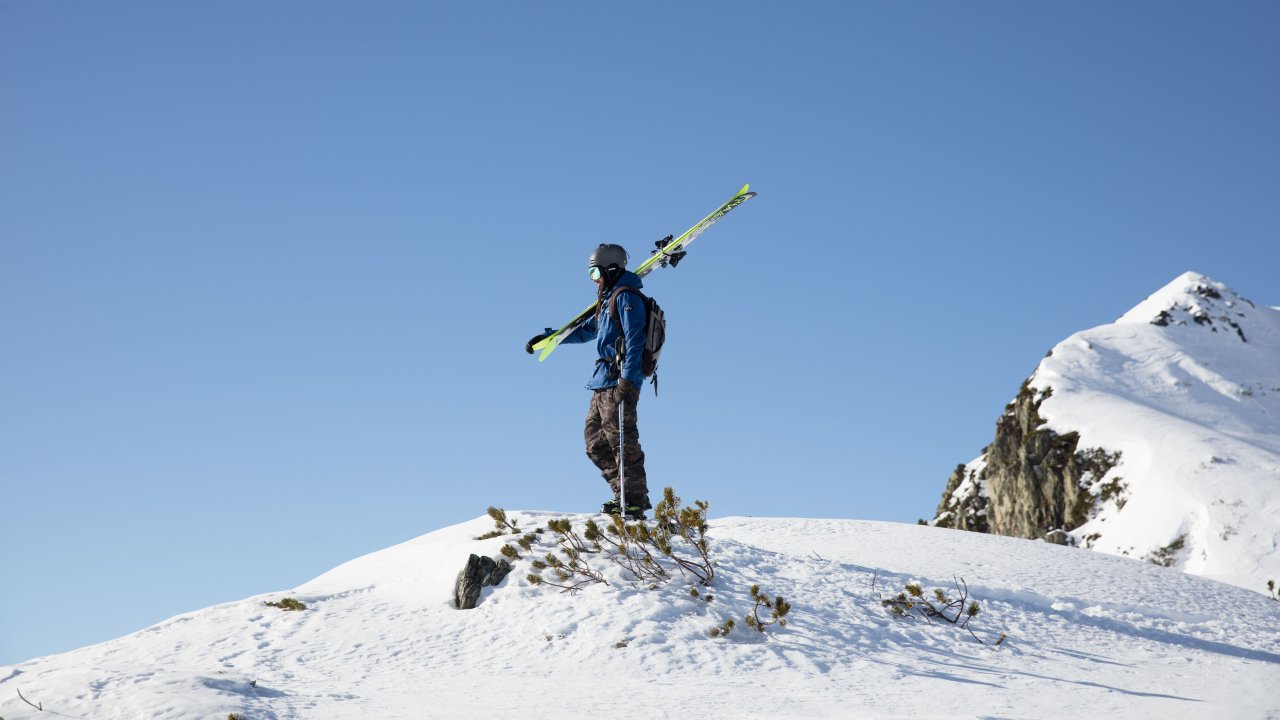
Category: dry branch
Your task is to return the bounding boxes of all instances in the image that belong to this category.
[18,687,43,711]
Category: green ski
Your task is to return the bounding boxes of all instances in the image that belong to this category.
[531,183,757,361]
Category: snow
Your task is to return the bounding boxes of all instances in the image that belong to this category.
[963,272,1280,590]
[3,512,1279,719]
[3,270,1277,718]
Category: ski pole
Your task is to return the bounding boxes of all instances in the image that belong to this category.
[617,395,626,519]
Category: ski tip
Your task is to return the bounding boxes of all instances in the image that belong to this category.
[537,338,560,361]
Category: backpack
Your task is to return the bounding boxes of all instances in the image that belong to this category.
[607,287,666,386]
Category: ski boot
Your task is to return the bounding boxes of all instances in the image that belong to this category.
[601,499,649,521]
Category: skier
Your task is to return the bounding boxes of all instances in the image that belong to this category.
[525,243,651,519]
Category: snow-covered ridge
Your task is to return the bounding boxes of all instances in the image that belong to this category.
[1118,271,1269,334]
[941,271,1280,591]
[3,513,1279,719]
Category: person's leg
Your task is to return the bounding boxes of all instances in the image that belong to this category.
[601,384,648,509]
[584,389,619,497]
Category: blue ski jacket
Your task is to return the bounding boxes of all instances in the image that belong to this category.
[560,271,647,390]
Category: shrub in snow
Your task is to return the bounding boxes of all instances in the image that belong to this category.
[493,490,797,641]
[526,518,611,592]
[524,487,716,593]
[1097,476,1129,511]
[651,487,715,586]
[264,598,306,611]
[1147,534,1187,567]
[597,515,678,588]
[1268,579,1278,601]
[744,584,791,632]
[704,580,789,637]
[708,617,735,638]
[475,506,524,540]
[881,577,1004,645]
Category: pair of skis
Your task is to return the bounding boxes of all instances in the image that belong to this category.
[530,183,757,362]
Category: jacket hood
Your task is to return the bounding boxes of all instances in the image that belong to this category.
[609,271,643,292]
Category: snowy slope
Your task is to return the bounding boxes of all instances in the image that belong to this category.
[1023,272,1280,588]
[3,512,1279,719]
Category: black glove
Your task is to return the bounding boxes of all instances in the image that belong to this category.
[525,333,549,355]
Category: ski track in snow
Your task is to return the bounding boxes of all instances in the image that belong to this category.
[3,512,1279,719]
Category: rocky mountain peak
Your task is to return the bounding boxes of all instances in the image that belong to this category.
[1117,271,1259,343]
[931,272,1280,591]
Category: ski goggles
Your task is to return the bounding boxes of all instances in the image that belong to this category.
[589,266,603,281]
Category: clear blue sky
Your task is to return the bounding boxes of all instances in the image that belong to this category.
[2,1,1277,665]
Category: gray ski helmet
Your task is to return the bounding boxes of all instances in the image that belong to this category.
[589,243,628,271]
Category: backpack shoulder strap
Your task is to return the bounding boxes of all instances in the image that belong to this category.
[607,286,645,325]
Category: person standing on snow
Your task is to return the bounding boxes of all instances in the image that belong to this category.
[525,243,651,520]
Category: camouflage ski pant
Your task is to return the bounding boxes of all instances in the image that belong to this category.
[584,384,648,507]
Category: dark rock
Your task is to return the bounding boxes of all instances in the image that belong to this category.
[933,464,989,533]
[931,380,1121,543]
[455,554,513,609]
[1044,529,1070,545]
[1193,284,1222,300]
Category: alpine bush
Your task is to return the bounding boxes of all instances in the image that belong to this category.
[1148,535,1187,567]
[744,584,791,632]
[708,584,792,637]
[497,488,797,641]
[708,617,735,638]
[524,488,716,593]
[475,506,524,540]
[881,576,1004,645]
[525,518,610,592]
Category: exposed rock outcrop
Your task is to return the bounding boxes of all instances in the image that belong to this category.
[931,272,1280,589]
[933,381,1120,544]
[933,462,989,533]
[454,554,512,609]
